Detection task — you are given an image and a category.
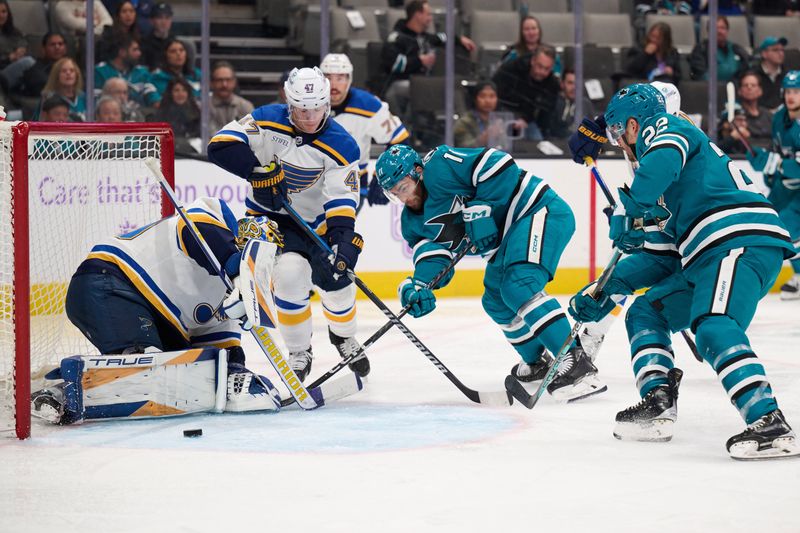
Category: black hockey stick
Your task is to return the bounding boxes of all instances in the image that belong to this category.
[505,249,623,409]
[584,158,702,363]
[281,242,470,407]
[282,200,513,406]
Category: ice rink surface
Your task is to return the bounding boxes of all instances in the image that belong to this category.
[2,295,799,533]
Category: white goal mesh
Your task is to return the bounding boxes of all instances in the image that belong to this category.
[0,122,174,438]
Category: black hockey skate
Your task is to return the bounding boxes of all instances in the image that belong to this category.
[329,328,370,378]
[288,347,313,383]
[546,344,607,402]
[30,383,81,425]
[780,275,800,300]
[510,352,553,383]
[614,367,683,442]
[726,409,800,460]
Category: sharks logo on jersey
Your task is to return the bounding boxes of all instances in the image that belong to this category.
[427,196,468,250]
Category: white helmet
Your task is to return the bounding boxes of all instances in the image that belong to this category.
[284,67,331,132]
[650,81,681,116]
[320,53,353,76]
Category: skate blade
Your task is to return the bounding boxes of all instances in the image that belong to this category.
[780,291,800,301]
[729,437,800,461]
[31,402,61,424]
[613,419,675,442]
[550,374,608,403]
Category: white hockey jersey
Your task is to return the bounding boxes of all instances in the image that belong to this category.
[209,104,361,234]
[82,197,242,349]
[330,87,409,177]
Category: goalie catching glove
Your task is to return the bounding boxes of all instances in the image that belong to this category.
[248,157,287,211]
[462,202,497,253]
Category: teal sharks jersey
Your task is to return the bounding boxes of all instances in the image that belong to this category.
[400,146,557,270]
[771,105,800,183]
[629,112,794,270]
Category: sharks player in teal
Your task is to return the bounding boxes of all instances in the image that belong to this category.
[374,144,606,402]
[581,83,798,459]
[747,70,800,300]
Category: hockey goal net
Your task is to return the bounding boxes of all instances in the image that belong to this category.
[0,122,174,439]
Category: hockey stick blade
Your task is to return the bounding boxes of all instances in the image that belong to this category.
[504,375,537,409]
[280,372,364,408]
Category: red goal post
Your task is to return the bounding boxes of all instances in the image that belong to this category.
[0,122,175,439]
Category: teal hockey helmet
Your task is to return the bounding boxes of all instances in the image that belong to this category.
[375,144,423,191]
[782,70,800,90]
[604,83,667,144]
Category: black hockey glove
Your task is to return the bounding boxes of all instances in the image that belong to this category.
[367,175,390,206]
[326,228,364,276]
[568,116,608,165]
[248,159,287,212]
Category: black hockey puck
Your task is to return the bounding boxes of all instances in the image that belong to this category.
[183,429,203,438]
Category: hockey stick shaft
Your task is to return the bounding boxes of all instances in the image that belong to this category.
[584,159,701,362]
[144,158,319,409]
[282,200,512,406]
[281,243,470,407]
[726,81,756,157]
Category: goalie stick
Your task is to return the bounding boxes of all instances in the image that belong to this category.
[281,243,470,407]
[282,199,513,407]
[144,158,363,410]
[584,158,702,363]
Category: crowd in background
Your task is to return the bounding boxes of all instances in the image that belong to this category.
[0,0,798,155]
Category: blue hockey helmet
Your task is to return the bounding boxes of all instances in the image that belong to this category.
[782,70,800,90]
[375,144,423,192]
[604,83,667,144]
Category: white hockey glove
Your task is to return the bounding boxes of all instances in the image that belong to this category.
[222,277,253,331]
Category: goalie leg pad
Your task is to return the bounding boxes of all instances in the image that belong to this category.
[225,363,281,412]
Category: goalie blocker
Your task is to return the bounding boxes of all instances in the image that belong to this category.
[30,347,282,425]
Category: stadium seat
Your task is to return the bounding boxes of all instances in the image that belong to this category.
[534,13,575,48]
[470,10,518,74]
[331,8,381,89]
[523,0,569,13]
[583,14,634,50]
[409,75,468,146]
[380,8,405,40]
[11,1,49,42]
[339,0,389,7]
[680,80,727,129]
[699,15,751,53]
[785,48,800,71]
[582,0,621,13]
[753,16,800,50]
[644,14,695,54]
[562,45,616,79]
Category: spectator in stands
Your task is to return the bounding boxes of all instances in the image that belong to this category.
[689,16,748,82]
[97,1,141,62]
[20,33,68,97]
[36,57,86,121]
[501,16,562,76]
[454,81,516,148]
[101,77,145,121]
[549,68,595,139]
[140,2,173,71]
[95,35,157,106]
[150,77,199,153]
[96,94,123,122]
[102,1,157,32]
[52,1,113,37]
[690,0,744,15]
[623,22,681,84]
[492,45,560,140]
[737,71,773,148]
[754,37,788,111]
[150,38,200,101]
[717,104,751,154]
[209,61,254,134]
[39,94,71,122]
[633,2,691,43]
[0,0,34,92]
[752,0,800,15]
[380,0,475,120]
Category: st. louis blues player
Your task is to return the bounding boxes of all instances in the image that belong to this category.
[208,66,369,382]
[374,144,606,402]
[320,53,409,211]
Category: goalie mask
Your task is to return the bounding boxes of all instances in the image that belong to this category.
[236,216,284,251]
[284,66,331,134]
